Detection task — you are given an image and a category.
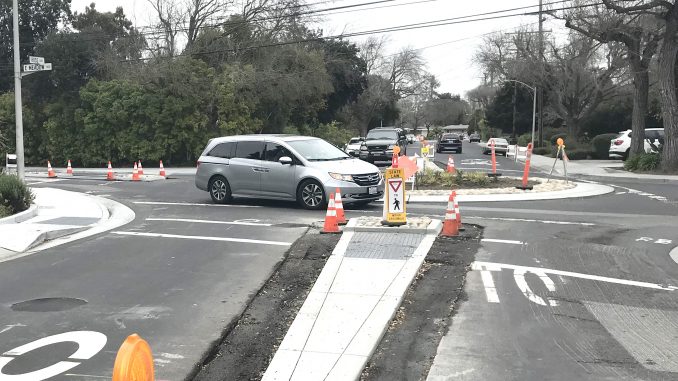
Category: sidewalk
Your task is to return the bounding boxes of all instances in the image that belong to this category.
[520,152,678,183]
[0,188,135,261]
[263,217,441,380]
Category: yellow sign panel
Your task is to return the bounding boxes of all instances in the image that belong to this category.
[421,146,429,156]
[384,168,406,225]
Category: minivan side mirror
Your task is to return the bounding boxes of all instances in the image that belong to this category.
[279,156,293,165]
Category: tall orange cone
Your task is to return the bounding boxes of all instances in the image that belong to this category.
[112,333,155,381]
[446,155,456,173]
[453,191,464,231]
[132,162,140,181]
[107,161,115,181]
[441,191,459,237]
[47,161,57,178]
[334,188,347,225]
[159,160,166,177]
[321,197,340,234]
[137,160,144,175]
[66,160,73,175]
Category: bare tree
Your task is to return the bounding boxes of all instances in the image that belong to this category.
[384,47,426,99]
[466,84,497,109]
[147,0,182,56]
[185,0,232,51]
[562,1,661,157]
[359,36,388,75]
[598,0,678,170]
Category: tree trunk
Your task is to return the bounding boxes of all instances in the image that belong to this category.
[566,117,577,140]
[630,62,649,156]
[658,30,678,171]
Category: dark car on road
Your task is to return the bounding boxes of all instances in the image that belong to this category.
[437,133,463,154]
[359,127,408,164]
[469,133,481,142]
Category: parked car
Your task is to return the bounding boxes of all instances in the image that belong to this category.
[344,137,364,157]
[436,133,463,154]
[609,128,664,160]
[469,133,481,143]
[406,134,416,144]
[359,127,408,164]
[483,138,509,155]
[196,135,384,210]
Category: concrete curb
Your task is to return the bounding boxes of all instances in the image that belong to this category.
[0,204,38,225]
[343,218,443,234]
[404,181,614,203]
[25,172,166,182]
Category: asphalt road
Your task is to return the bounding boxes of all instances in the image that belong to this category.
[2,140,677,380]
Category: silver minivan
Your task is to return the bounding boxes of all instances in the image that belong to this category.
[195,135,385,209]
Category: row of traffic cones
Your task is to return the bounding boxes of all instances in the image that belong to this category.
[321,187,463,237]
[46,160,166,180]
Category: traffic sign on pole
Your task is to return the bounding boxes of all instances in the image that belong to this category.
[382,168,407,226]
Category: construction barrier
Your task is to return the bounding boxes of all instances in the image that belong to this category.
[322,197,340,234]
[517,143,534,190]
[137,161,144,175]
[446,155,456,174]
[132,162,140,181]
[66,160,73,175]
[441,191,459,237]
[159,161,166,177]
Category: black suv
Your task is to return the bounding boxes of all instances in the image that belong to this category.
[359,127,408,163]
[437,133,463,153]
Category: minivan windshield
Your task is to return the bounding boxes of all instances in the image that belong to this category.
[366,130,398,140]
[288,139,351,161]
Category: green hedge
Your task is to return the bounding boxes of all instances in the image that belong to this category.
[591,133,617,159]
[0,174,34,218]
[624,153,661,172]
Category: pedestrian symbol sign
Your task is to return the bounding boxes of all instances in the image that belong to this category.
[383,168,406,225]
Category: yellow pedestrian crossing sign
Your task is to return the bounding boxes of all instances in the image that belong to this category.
[382,168,406,226]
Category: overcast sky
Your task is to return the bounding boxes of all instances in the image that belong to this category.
[70,0,565,97]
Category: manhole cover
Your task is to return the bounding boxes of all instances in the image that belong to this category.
[11,297,87,312]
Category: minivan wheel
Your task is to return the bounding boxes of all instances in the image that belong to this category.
[298,180,326,210]
[209,175,232,204]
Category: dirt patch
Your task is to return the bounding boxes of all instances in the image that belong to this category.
[361,224,482,381]
[192,228,340,381]
[415,177,538,190]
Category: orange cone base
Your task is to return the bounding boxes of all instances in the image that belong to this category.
[441,220,459,237]
[112,334,155,381]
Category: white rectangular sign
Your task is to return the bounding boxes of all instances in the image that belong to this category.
[42,63,52,70]
[23,64,41,72]
[29,56,45,64]
[387,178,404,214]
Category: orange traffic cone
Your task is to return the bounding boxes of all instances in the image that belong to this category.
[47,161,57,178]
[159,160,166,177]
[321,197,340,234]
[453,191,464,231]
[66,160,73,175]
[441,191,459,237]
[446,155,456,173]
[107,161,116,181]
[112,334,155,381]
[138,160,144,175]
[334,188,347,225]
[132,162,140,181]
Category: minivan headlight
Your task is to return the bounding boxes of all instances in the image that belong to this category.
[329,172,354,182]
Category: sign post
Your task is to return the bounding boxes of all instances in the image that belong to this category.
[547,138,569,183]
[382,168,407,226]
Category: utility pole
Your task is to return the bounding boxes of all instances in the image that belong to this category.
[512,83,517,139]
[537,0,544,147]
[13,0,25,180]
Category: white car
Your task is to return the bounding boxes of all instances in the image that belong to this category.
[406,134,416,144]
[609,128,664,160]
[344,137,364,157]
[482,138,509,155]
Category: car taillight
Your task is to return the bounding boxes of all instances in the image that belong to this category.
[614,140,623,145]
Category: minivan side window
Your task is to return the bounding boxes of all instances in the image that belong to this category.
[235,141,264,160]
[208,142,235,158]
[264,143,294,162]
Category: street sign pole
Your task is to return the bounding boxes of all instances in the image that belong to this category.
[12,0,25,180]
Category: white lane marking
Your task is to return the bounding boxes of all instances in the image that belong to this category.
[467,216,595,226]
[513,269,558,306]
[481,238,525,245]
[146,218,272,227]
[112,231,291,246]
[0,331,107,381]
[133,201,260,208]
[0,324,25,335]
[472,261,678,291]
[615,191,627,195]
[479,269,500,303]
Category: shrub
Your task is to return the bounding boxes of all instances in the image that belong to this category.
[463,171,489,186]
[532,147,551,156]
[565,149,593,160]
[517,133,532,147]
[591,133,618,159]
[626,152,662,172]
[542,128,565,142]
[0,174,34,217]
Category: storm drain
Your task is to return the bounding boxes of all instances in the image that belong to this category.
[11,297,88,312]
[344,232,425,260]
